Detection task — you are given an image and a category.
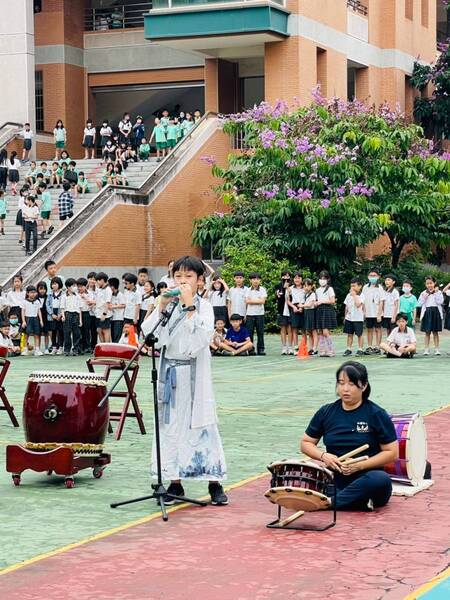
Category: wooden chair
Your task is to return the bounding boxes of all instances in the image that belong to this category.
[0,347,20,427]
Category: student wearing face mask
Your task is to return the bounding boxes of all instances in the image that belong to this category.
[82,119,96,159]
[399,280,418,328]
[362,269,383,355]
[99,120,113,149]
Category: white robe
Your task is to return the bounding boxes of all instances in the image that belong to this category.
[141,299,226,481]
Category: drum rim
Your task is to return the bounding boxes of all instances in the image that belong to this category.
[28,371,107,385]
[404,413,427,482]
[268,459,333,478]
[264,486,331,510]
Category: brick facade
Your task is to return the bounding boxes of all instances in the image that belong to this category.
[59,128,231,268]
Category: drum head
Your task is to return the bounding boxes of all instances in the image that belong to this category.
[264,487,331,512]
[405,414,427,484]
[267,459,333,479]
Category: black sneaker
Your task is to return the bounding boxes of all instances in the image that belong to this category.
[343,349,352,356]
[48,225,55,235]
[356,349,365,356]
[372,348,381,354]
[208,482,228,505]
[364,347,373,355]
[257,351,266,356]
[163,482,185,505]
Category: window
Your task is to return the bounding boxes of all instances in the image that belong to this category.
[421,0,429,27]
[202,242,223,263]
[405,0,413,20]
[35,71,44,132]
[316,48,327,97]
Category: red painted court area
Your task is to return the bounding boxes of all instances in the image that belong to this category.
[1,408,449,600]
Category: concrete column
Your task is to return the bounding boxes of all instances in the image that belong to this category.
[0,0,35,128]
[204,58,219,113]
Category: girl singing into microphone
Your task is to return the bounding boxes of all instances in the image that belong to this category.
[141,256,228,506]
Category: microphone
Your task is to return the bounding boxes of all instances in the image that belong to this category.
[162,288,181,298]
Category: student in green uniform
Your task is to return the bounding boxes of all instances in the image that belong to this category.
[149,117,167,162]
[77,171,90,195]
[399,280,418,327]
[37,182,54,238]
[166,118,178,152]
[0,190,7,235]
[50,162,61,188]
[40,162,52,185]
[138,137,151,161]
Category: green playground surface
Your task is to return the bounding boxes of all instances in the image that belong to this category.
[0,333,449,571]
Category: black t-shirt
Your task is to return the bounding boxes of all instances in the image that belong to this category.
[305,399,397,486]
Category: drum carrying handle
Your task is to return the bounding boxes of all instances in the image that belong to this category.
[43,404,61,422]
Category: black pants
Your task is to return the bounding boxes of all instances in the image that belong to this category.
[80,311,91,352]
[24,221,37,252]
[246,315,265,353]
[111,320,124,343]
[0,167,7,190]
[63,312,81,354]
[89,314,98,350]
[51,321,64,349]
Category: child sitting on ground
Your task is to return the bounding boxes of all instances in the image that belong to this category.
[77,171,90,195]
[0,320,21,355]
[380,313,417,358]
[221,314,254,356]
[210,317,227,355]
[138,137,151,161]
[25,161,38,186]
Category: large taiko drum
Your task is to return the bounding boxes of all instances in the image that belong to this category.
[265,460,332,512]
[23,371,109,453]
[0,346,8,358]
[384,413,427,486]
[94,343,138,361]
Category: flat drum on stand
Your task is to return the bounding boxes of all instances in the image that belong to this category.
[384,413,427,486]
[23,371,109,452]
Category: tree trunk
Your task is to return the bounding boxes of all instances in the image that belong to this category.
[391,241,406,268]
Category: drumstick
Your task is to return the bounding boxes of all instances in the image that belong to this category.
[278,510,305,528]
[337,444,369,463]
[342,455,369,465]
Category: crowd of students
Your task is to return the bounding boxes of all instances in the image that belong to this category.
[1,261,449,360]
[207,267,450,359]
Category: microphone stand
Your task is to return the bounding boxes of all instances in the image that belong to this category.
[105,300,207,521]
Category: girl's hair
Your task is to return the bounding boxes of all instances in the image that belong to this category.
[318,270,330,280]
[156,282,168,294]
[25,285,37,295]
[384,274,397,291]
[87,271,97,279]
[212,275,225,296]
[13,275,23,284]
[303,278,314,288]
[368,268,380,275]
[336,361,371,401]
[0,148,7,163]
[425,275,436,284]
[37,281,48,293]
[10,151,17,163]
[86,118,92,124]
[281,270,291,278]
[172,256,205,278]
[293,272,303,279]
[50,276,63,290]
[351,277,363,287]
[55,120,64,128]
[65,278,76,290]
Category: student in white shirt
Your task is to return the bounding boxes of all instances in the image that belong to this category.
[123,273,140,328]
[138,280,156,333]
[159,260,175,289]
[108,277,125,343]
[227,270,247,320]
[76,277,92,353]
[23,195,39,256]
[0,320,20,355]
[381,274,399,335]
[315,270,337,357]
[21,285,43,356]
[343,278,365,357]
[95,272,113,343]
[60,278,82,355]
[245,272,267,355]
[118,112,132,145]
[86,272,98,350]
[8,151,21,195]
[6,275,25,321]
[208,276,229,325]
[287,272,306,352]
[22,123,34,162]
[417,275,444,356]
[82,119,96,159]
[380,313,416,358]
[362,268,384,355]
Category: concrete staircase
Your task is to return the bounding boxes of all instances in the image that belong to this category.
[0,158,158,283]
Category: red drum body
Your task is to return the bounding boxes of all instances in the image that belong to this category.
[0,346,8,358]
[23,372,109,450]
[384,413,427,486]
[94,343,138,361]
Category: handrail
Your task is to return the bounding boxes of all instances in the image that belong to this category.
[84,2,152,31]
[0,122,24,152]
[1,112,218,290]
[347,0,368,16]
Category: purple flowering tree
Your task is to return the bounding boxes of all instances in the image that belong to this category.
[194,91,450,269]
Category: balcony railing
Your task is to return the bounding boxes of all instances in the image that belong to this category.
[347,0,368,16]
[152,0,284,9]
[84,2,152,31]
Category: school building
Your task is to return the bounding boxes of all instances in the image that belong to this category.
[0,0,448,277]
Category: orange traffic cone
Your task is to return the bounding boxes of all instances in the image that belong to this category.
[128,325,138,347]
[296,336,309,359]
